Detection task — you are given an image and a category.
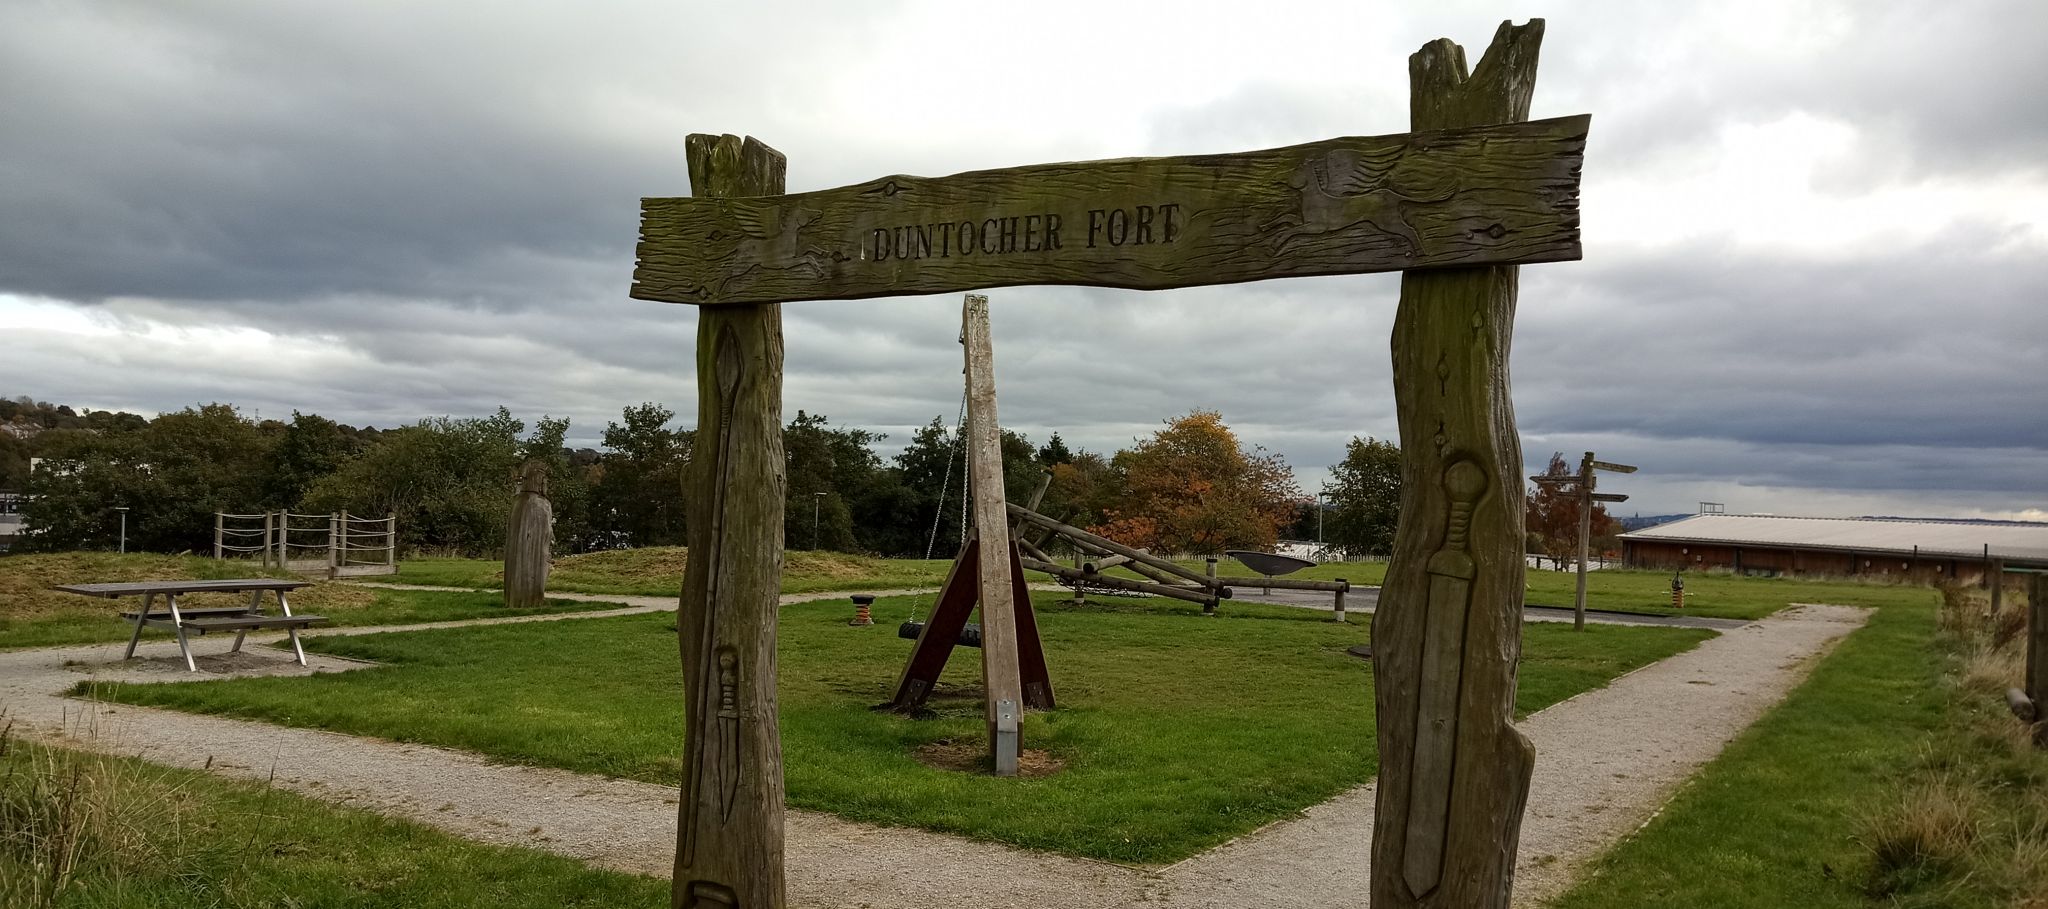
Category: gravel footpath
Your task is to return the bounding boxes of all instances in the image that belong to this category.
[1,590,1866,908]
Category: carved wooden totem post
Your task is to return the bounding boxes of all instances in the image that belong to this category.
[1373,21,1547,908]
[672,134,788,909]
[503,459,554,610]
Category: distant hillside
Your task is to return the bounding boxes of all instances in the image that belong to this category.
[1617,514,1690,531]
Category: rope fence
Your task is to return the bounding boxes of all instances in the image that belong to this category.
[213,510,398,578]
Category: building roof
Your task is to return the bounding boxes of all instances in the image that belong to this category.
[1621,514,2048,564]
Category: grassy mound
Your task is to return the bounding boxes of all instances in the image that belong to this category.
[397,548,955,596]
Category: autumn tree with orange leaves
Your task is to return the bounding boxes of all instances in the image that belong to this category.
[1092,410,1301,555]
[1526,451,1622,567]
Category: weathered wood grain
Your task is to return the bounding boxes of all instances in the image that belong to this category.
[633,116,1587,306]
[962,293,1026,776]
[1372,20,1543,909]
[1007,504,1221,589]
[673,133,787,909]
[1021,557,1228,605]
[503,460,553,610]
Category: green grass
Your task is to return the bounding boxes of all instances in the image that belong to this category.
[394,548,955,597]
[87,592,1708,864]
[1549,588,1951,908]
[0,736,667,908]
[1516,567,1937,620]
[399,546,1933,623]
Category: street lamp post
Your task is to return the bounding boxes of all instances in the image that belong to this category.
[812,492,826,551]
[115,506,129,554]
[1315,493,1324,552]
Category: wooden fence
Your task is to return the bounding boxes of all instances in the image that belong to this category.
[213,511,397,578]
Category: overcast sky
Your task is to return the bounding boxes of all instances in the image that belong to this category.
[3,0,2043,521]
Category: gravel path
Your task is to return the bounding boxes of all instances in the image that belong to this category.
[1,589,1866,908]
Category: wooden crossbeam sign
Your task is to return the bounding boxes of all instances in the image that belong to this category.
[642,17,1588,909]
[633,117,1585,306]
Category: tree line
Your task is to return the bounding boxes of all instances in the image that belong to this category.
[2,395,1618,562]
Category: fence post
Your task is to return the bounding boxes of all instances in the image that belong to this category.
[327,513,340,576]
[214,513,224,560]
[1992,559,2007,614]
[263,511,276,568]
[387,514,398,568]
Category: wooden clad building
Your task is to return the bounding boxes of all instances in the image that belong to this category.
[1621,514,2048,582]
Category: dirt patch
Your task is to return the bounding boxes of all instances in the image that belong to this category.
[913,739,1066,779]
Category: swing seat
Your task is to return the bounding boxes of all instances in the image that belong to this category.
[897,620,983,648]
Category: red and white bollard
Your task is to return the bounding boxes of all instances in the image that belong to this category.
[849,594,875,626]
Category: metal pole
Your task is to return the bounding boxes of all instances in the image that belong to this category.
[1574,452,1593,631]
[1316,493,1324,552]
[116,507,128,553]
[812,492,825,550]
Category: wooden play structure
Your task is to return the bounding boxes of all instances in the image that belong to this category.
[630,19,1582,908]
[212,511,396,579]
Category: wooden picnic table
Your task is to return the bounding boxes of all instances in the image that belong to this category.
[55,578,328,672]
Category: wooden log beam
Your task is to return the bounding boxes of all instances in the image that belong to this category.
[633,117,1587,306]
[672,133,787,909]
[962,293,1025,777]
[1372,21,1544,909]
[1217,576,1352,593]
[1008,505,1221,588]
[1016,536,1056,566]
[1081,554,1134,573]
[1021,557,1230,605]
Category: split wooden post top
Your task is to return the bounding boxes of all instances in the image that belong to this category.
[673,132,789,909]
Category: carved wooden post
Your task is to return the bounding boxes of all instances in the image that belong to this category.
[504,460,554,609]
[2028,574,2048,747]
[1372,20,1546,908]
[673,133,787,909]
[962,293,1026,776]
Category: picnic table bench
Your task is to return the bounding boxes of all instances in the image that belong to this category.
[55,579,328,672]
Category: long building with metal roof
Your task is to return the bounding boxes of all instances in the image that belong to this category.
[1620,513,2048,581]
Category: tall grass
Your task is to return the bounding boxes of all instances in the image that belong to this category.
[1855,580,2048,905]
[0,721,193,908]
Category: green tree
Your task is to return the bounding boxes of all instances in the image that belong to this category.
[265,412,362,508]
[1322,436,1402,558]
[783,411,883,551]
[1037,432,1073,467]
[854,417,957,558]
[590,403,692,548]
[20,404,274,553]
[303,408,527,555]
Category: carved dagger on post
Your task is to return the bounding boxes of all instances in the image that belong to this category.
[1403,458,1487,899]
[682,325,746,868]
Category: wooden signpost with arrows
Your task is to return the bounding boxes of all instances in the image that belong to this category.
[1532,451,1637,630]
[633,19,1584,909]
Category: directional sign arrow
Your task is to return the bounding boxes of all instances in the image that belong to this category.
[1588,461,1637,474]
[1590,492,1630,502]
